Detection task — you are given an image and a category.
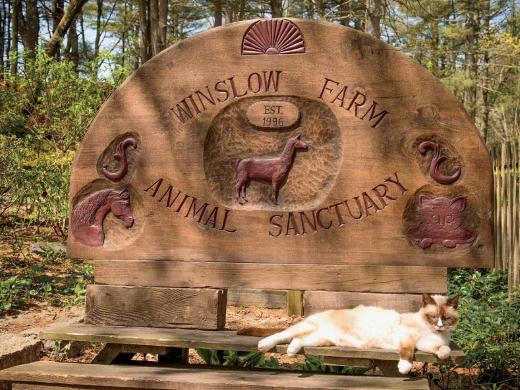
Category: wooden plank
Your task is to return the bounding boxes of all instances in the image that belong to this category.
[4,362,430,389]
[86,285,227,330]
[94,261,448,293]
[287,291,303,316]
[514,138,520,288]
[323,356,372,367]
[40,324,466,365]
[227,289,286,309]
[303,291,425,315]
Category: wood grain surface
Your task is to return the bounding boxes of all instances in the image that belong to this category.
[85,285,227,329]
[303,291,427,315]
[93,261,447,293]
[4,362,430,389]
[68,19,493,269]
[227,289,287,308]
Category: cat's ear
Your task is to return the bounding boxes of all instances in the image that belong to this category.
[419,194,432,205]
[450,197,465,212]
[422,293,436,306]
[447,295,459,309]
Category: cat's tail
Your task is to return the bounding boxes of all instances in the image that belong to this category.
[237,327,286,337]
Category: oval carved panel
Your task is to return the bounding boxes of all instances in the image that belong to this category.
[204,96,342,211]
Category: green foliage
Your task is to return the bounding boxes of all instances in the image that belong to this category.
[196,349,369,374]
[0,241,94,315]
[0,50,121,234]
[195,349,279,369]
[449,269,520,385]
[298,355,370,375]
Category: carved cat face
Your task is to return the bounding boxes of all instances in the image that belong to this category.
[418,195,465,230]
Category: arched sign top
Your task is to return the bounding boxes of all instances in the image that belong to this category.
[68,19,493,269]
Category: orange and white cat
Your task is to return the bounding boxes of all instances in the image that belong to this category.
[248,294,459,375]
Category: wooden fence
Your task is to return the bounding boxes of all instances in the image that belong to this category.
[491,137,520,292]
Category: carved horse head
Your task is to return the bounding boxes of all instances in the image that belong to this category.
[108,189,134,228]
[71,188,134,247]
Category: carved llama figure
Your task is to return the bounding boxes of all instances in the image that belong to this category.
[235,131,308,205]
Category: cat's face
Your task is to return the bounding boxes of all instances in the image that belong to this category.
[418,195,465,230]
[420,294,459,333]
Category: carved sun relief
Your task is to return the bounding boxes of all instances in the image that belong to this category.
[242,19,305,55]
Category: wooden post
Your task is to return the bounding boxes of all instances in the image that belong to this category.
[287,290,303,316]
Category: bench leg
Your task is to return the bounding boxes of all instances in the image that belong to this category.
[374,359,401,376]
[92,344,136,364]
[158,348,189,365]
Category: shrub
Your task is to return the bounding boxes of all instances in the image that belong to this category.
[0,51,122,235]
[449,269,520,385]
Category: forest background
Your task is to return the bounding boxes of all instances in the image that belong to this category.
[0,0,519,387]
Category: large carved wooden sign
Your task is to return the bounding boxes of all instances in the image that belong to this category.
[69,19,493,271]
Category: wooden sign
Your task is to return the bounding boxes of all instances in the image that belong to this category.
[68,18,493,277]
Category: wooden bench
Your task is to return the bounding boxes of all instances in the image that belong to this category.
[0,361,431,390]
[40,324,466,367]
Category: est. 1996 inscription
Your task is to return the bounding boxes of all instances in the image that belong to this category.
[246,101,300,128]
[68,18,493,269]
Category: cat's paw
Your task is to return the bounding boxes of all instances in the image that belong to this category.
[258,338,275,352]
[398,359,413,375]
[286,339,302,357]
[436,345,451,360]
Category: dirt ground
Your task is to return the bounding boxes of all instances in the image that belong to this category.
[1,303,82,335]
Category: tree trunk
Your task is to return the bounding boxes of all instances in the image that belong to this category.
[149,0,159,55]
[139,0,151,63]
[464,1,479,120]
[213,0,222,27]
[47,0,89,58]
[317,0,326,19]
[52,0,64,32]
[0,0,5,70]
[4,0,11,71]
[270,0,282,18]
[23,0,39,60]
[51,0,64,58]
[481,0,491,142]
[365,0,382,38]
[79,12,88,61]
[10,0,19,75]
[430,17,439,76]
[159,0,167,51]
[66,19,79,70]
[238,0,246,21]
[121,0,127,68]
[94,0,103,59]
